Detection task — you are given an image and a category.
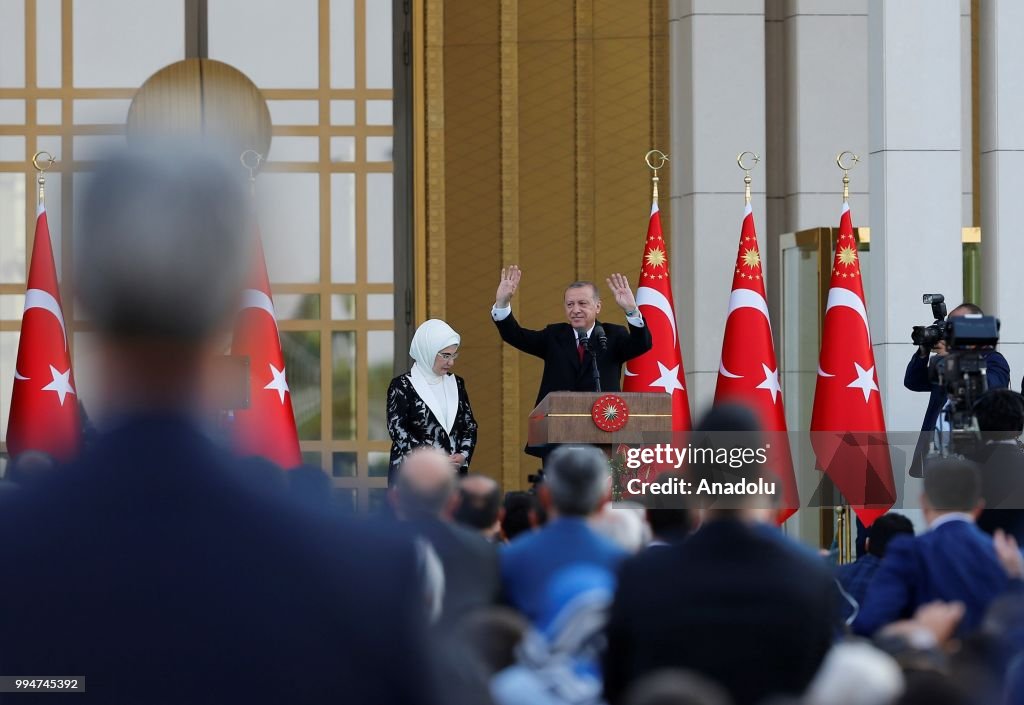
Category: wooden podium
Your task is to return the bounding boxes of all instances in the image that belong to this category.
[527,392,672,451]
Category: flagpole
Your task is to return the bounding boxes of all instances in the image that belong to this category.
[834,150,861,565]
[645,149,668,204]
[32,151,55,209]
[836,150,860,204]
[241,149,263,199]
[737,151,760,205]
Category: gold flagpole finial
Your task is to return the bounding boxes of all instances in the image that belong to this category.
[240,149,264,198]
[737,151,760,205]
[32,151,55,208]
[836,151,860,203]
[645,149,669,204]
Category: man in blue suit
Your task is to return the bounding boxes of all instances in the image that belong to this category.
[905,303,1010,477]
[0,145,439,705]
[501,445,626,624]
[853,458,1011,637]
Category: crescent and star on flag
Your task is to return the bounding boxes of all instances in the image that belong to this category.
[625,226,686,393]
[13,287,78,406]
[719,228,780,403]
[239,287,293,406]
[816,227,878,404]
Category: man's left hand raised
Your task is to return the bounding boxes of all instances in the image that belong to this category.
[607,273,639,314]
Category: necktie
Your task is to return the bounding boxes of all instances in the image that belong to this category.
[577,338,585,363]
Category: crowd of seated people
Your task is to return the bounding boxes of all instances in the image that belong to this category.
[5,394,1024,705]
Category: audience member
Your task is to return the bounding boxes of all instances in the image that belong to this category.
[501,445,625,624]
[802,641,904,705]
[455,473,504,542]
[895,671,970,705]
[604,404,836,705]
[590,501,651,553]
[0,144,439,705]
[456,607,530,677]
[393,447,501,629]
[854,458,1010,637]
[836,513,915,622]
[4,449,56,486]
[286,463,333,510]
[622,670,733,705]
[645,476,693,547]
[492,565,615,705]
[502,490,542,541]
[972,389,1024,542]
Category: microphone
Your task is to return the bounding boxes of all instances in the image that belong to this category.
[576,331,589,352]
[592,323,608,353]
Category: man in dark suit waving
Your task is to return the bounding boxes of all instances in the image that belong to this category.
[491,265,653,407]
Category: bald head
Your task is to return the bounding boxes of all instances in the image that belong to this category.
[394,448,457,518]
[454,474,502,532]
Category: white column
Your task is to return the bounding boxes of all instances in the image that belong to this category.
[669,0,766,419]
[782,0,870,232]
[960,0,974,228]
[868,0,963,509]
[980,0,1024,391]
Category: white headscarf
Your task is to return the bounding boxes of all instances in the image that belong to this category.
[408,319,461,435]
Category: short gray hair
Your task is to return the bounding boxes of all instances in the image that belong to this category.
[544,445,609,516]
[564,281,600,302]
[76,142,251,340]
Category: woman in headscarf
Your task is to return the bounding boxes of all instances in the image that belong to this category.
[386,319,478,486]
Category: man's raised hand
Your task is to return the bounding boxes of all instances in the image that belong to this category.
[495,265,522,308]
[606,273,639,314]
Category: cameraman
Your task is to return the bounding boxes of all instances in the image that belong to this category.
[905,303,1010,477]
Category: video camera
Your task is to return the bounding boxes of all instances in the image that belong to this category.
[912,293,1001,458]
[911,293,949,357]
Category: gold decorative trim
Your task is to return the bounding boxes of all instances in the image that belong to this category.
[500,0,521,491]
[544,413,671,418]
[413,0,427,325]
[424,0,445,319]
[574,0,594,281]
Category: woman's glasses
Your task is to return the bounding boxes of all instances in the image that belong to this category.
[436,352,459,361]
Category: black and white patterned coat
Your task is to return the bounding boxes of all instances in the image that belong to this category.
[386,373,478,486]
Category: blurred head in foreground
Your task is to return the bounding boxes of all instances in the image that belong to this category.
[392,447,458,520]
[541,444,611,519]
[690,403,775,523]
[75,142,251,416]
[454,473,503,540]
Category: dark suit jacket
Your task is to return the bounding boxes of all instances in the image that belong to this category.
[973,442,1024,544]
[0,414,438,705]
[387,373,478,486]
[603,520,835,705]
[494,313,653,406]
[500,517,626,624]
[904,350,1010,477]
[852,518,1009,637]
[406,516,501,630]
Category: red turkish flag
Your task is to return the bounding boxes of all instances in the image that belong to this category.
[6,207,80,461]
[623,201,692,431]
[230,234,302,469]
[810,203,896,526]
[714,203,799,522]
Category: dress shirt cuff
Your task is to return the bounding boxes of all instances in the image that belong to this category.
[626,311,644,327]
[491,304,512,321]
